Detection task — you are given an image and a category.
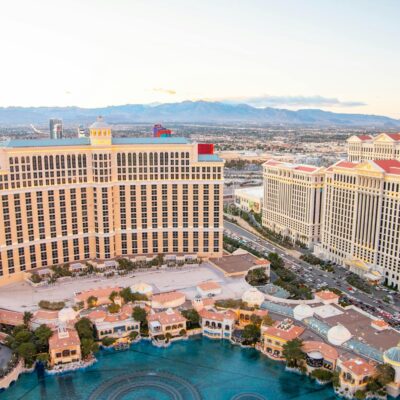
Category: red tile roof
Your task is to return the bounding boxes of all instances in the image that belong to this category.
[199,309,236,322]
[385,133,400,141]
[302,341,339,360]
[336,161,357,169]
[147,310,186,325]
[294,165,318,172]
[342,358,375,377]
[315,290,339,301]
[356,135,373,141]
[0,308,24,326]
[152,291,185,305]
[75,287,121,303]
[49,328,80,350]
[373,160,400,174]
[197,281,221,291]
[263,321,305,341]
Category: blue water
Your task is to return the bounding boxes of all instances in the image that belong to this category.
[0,337,337,400]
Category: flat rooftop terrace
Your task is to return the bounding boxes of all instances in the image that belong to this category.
[209,253,259,277]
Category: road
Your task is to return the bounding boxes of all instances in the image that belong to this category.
[224,220,400,321]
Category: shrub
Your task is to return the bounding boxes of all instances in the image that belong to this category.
[310,369,333,382]
[101,336,116,347]
[107,303,121,314]
[38,300,65,310]
[30,274,42,284]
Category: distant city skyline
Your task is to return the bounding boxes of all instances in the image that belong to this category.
[1,0,399,117]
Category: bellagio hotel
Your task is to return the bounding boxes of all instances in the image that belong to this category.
[0,118,224,286]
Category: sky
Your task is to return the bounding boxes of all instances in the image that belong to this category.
[0,0,399,117]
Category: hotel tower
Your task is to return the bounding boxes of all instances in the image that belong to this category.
[262,160,325,248]
[319,159,400,286]
[0,118,224,286]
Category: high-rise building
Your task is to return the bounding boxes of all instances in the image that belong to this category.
[0,117,224,286]
[49,118,63,139]
[262,160,325,248]
[318,159,400,286]
[347,133,400,162]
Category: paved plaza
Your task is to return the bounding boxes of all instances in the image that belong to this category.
[0,263,250,312]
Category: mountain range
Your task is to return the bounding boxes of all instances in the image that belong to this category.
[0,101,399,127]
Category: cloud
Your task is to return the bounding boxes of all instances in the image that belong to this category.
[153,88,177,95]
[220,95,366,108]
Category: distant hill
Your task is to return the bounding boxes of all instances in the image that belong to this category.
[0,101,399,127]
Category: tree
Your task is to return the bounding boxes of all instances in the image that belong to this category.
[75,318,95,340]
[132,306,148,335]
[33,324,53,352]
[119,287,133,303]
[165,333,172,342]
[132,306,147,323]
[181,309,200,329]
[310,369,333,382]
[87,296,98,308]
[81,338,98,358]
[376,363,395,386]
[101,336,116,347]
[262,315,274,327]
[23,311,33,326]
[246,267,269,286]
[250,315,262,326]
[332,371,340,388]
[109,291,119,303]
[129,331,139,341]
[267,252,284,269]
[354,390,366,400]
[17,342,36,367]
[282,339,305,368]
[107,303,121,314]
[179,329,187,336]
[242,323,260,344]
[36,352,49,365]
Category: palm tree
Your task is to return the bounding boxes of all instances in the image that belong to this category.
[87,296,98,308]
[282,338,305,368]
[23,311,33,326]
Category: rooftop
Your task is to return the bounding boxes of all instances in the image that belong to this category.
[302,340,339,360]
[147,309,186,325]
[0,137,190,148]
[209,252,261,276]
[49,328,81,350]
[263,320,305,341]
[341,358,375,376]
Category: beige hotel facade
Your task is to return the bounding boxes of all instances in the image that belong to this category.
[262,160,325,248]
[0,118,224,286]
[262,133,400,287]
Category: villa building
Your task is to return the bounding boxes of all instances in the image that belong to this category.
[302,341,339,372]
[261,318,305,359]
[74,287,122,308]
[0,117,224,286]
[347,133,400,162]
[199,308,236,339]
[237,308,268,327]
[48,326,81,367]
[147,309,187,339]
[262,160,325,248]
[337,358,376,397]
[196,281,222,297]
[151,291,186,309]
[318,159,400,287]
[87,304,140,339]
